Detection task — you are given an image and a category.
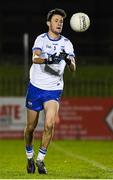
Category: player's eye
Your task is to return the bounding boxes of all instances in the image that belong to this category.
[55,19,58,22]
[60,20,63,24]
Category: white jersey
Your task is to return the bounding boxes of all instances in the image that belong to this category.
[30,33,75,90]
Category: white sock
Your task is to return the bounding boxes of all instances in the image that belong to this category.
[25,146,34,159]
[37,147,47,161]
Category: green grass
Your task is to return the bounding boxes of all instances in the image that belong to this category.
[0,139,113,179]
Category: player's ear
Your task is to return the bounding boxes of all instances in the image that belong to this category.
[46,21,50,27]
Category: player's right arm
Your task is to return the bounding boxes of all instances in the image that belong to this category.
[32,35,58,64]
[32,49,56,64]
[32,49,46,64]
[32,34,47,64]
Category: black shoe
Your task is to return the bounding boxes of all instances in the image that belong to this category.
[27,158,35,173]
[36,160,47,174]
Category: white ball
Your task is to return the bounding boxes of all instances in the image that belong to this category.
[70,12,90,32]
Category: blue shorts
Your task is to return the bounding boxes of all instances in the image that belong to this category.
[25,83,63,111]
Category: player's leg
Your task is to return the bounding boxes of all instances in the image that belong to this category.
[24,109,39,173]
[24,109,39,146]
[36,100,59,174]
[42,100,59,148]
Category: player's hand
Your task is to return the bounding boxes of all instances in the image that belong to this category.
[59,50,71,65]
[59,49,68,59]
[47,53,57,64]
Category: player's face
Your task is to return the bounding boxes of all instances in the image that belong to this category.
[49,15,64,34]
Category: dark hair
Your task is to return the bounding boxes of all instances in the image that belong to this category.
[47,8,67,21]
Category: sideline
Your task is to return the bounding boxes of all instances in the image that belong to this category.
[51,142,113,173]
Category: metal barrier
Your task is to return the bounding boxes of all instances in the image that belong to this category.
[0,78,26,96]
[0,77,113,97]
[64,79,113,97]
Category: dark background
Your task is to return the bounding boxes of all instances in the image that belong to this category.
[0,0,113,64]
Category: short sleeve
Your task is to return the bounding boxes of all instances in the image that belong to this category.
[65,39,75,57]
[32,35,43,52]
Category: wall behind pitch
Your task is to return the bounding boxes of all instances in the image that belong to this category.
[0,97,113,139]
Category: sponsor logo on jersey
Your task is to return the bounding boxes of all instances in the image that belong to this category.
[46,44,51,49]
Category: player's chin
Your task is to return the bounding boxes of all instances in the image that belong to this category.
[55,29,62,35]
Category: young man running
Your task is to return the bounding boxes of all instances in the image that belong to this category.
[24,8,76,174]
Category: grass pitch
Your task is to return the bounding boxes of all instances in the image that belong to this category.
[0,139,113,179]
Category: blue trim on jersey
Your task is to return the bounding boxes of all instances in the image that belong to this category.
[46,33,62,41]
[32,47,42,51]
[41,33,47,38]
[25,83,63,111]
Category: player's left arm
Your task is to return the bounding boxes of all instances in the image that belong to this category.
[64,39,76,72]
[67,56,76,72]
[59,49,76,72]
[32,49,57,64]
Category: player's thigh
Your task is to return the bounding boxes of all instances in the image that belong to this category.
[27,109,39,128]
[44,100,59,124]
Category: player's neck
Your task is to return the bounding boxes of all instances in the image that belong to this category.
[47,31,60,40]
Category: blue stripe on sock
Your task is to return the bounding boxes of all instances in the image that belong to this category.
[39,148,47,154]
[26,146,33,152]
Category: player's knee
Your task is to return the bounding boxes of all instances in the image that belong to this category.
[26,124,35,133]
[45,123,54,133]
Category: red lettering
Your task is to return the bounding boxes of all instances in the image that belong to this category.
[0,104,21,119]
[14,105,20,119]
[7,105,13,116]
[0,105,7,116]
